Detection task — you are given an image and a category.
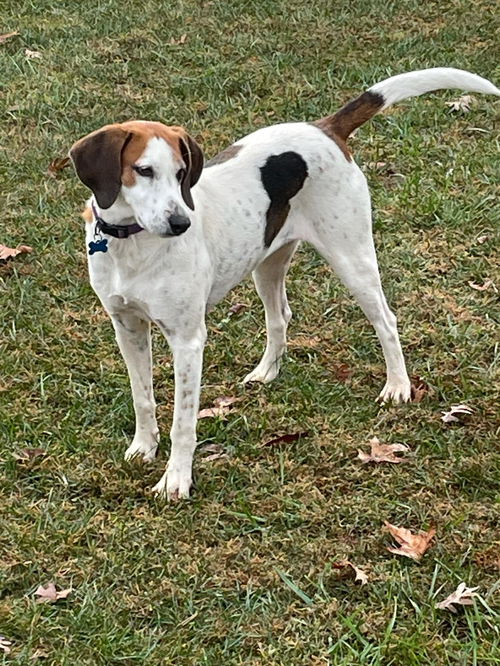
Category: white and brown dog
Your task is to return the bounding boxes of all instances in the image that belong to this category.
[70,68,498,500]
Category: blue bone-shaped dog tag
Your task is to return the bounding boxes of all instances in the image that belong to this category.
[88,238,108,255]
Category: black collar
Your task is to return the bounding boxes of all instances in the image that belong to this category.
[91,202,144,239]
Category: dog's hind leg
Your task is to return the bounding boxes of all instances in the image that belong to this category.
[309,206,411,403]
[111,313,159,461]
[243,240,299,384]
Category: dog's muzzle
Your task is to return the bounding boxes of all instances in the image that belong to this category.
[166,214,191,237]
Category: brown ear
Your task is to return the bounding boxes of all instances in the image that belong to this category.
[69,126,131,209]
[179,134,204,210]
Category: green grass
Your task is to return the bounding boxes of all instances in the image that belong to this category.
[1,0,499,663]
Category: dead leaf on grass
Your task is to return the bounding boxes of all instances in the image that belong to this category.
[262,431,310,446]
[13,448,46,462]
[445,94,474,113]
[332,362,352,382]
[357,437,409,464]
[0,243,33,262]
[0,31,19,44]
[0,637,12,654]
[332,560,368,585]
[197,395,241,419]
[411,375,430,403]
[436,582,479,612]
[170,33,187,45]
[384,522,436,561]
[199,443,228,462]
[228,302,247,315]
[25,48,42,59]
[441,404,473,423]
[34,582,71,603]
[47,156,70,177]
[468,278,495,292]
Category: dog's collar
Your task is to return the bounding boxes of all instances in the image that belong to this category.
[91,202,143,239]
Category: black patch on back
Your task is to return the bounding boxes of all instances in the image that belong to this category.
[260,151,308,247]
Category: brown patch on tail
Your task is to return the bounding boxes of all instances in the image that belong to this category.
[313,90,385,159]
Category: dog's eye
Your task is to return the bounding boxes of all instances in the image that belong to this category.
[133,165,154,178]
[176,168,186,182]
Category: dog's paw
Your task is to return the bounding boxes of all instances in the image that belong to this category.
[242,363,279,385]
[152,465,192,501]
[377,378,412,404]
[124,436,158,463]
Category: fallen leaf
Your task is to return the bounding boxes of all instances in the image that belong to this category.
[34,582,72,604]
[13,448,46,462]
[0,243,33,262]
[468,278,495,292]
[0,31,19,44]
[170,33,187,45]
[411,375,429,403]
[436,582,479,612]
[357,437,409,464]
[197,396,241,419]
[445,94,474,113]
[47,156,70,177]
[262,431,310,446]
[332,362,352,382]
[332,560,368,585]
[25,48,42,59]
[228,302,247,315]
[30,648,50,660]
[384,522,436,561]
[476,234,489,244]
[213,395,241,408]
[199,443,228,461]
[0,637,12,654]
[441,404,473,423]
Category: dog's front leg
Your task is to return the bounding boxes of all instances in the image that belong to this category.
[110,313,159,462]
[152,322,206,500]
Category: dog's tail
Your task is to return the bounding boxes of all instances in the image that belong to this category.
[320,68,499,142]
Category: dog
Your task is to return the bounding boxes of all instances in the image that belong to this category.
[70,67,499,500]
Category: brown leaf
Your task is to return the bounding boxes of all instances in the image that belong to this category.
[0,243,33,262]
[441,404,473,423]
[0,637,12,654]
[436,582,479,612]
[468,278,495,292]
[47,156,70,177]
[332,362,352,382]
[384,522,436,561]
[228,302,247,315]
[13,448,46,462]
[0,31,19,44]
[199,443,228,462]
[197,396,241,419]
[213,395,241,408]
[445,94,474,113]
[34,582,72,604]
[263,431,310,446]
[411,375,429,403]
[357,437,409,464]
[332,560,368,585]
[25,48,42,59]
[170,33,187,45]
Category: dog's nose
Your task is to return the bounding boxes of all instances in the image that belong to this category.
[168,214,191,236]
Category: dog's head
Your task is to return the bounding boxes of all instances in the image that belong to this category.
[70,121,204,237]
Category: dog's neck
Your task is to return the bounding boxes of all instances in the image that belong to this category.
[92,194,136,226]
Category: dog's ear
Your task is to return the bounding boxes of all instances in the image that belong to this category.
[69,126,131,209]
[179,134,204,211]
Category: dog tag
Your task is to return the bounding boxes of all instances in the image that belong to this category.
[88,238,108,255]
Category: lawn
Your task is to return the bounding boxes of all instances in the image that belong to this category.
[1,0,499,663]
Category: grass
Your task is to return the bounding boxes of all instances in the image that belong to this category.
[1,0,499,663]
